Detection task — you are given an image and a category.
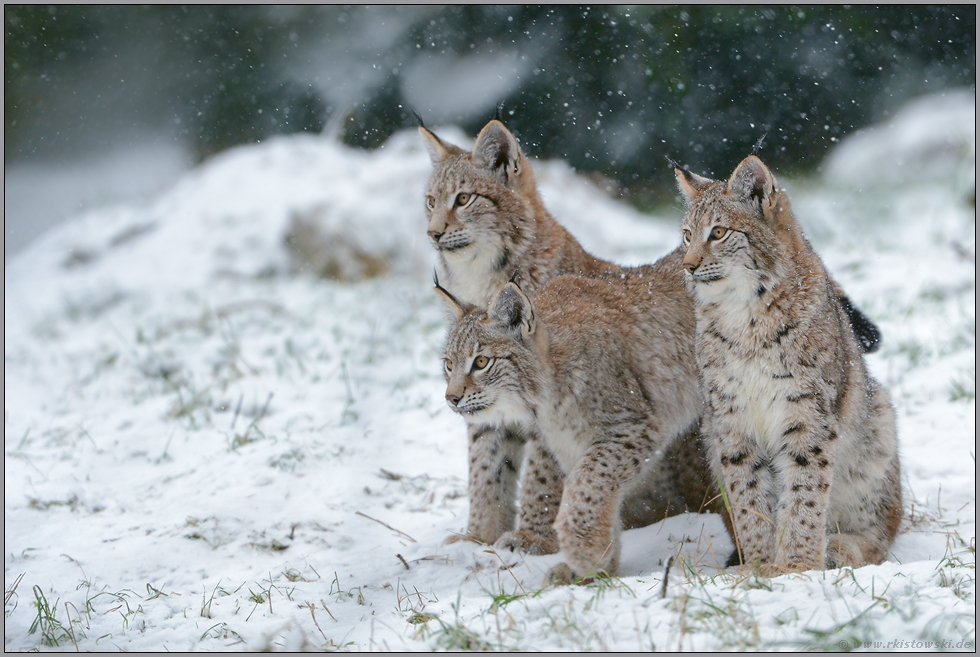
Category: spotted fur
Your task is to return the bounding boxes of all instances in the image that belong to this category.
[423,121,717,554]
[675,155,902,571]
[439,252,702,581]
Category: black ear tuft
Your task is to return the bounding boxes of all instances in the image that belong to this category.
[433,270,473,325]
[410,108,425,129]
[494,101,506,124]
[750,132,767,156]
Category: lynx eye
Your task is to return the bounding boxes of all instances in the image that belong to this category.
[682,229,692,245]
[709,226,729,241]
[454,192,472,207]
[443,359,453,374]
[425,196,435,211]
[472,355,490,371]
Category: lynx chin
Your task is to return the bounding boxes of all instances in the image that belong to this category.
[674,154,902,572]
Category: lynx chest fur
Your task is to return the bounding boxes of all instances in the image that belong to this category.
[675,155,902,572]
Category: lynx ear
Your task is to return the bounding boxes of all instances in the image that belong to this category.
[488,282,535,340]
[419,126,456,165]
[433,273,474,328]
[669,158,713,204]
[473,120,521,176]
[728,155,775,212]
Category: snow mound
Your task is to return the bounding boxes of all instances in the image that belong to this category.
[4,91,974,652]
[823,87,976,191]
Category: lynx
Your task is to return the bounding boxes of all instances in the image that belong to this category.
[436,252,702,580]
[674,155,902,571]
[421,120,716,554]
[419,119,882,558]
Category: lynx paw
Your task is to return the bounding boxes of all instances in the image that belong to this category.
[543,562,609,587]
[494,530,559,555]
[729,560,809,578]
[544,562,576,586]
[442,533,485,547]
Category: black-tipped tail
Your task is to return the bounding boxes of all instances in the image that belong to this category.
[839,295,882,354]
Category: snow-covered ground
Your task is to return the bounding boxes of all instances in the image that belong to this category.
[4,90,975,652]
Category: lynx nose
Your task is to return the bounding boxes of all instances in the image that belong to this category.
[428,229,444,242]
[682,254,701,274]
[445,393,460,406]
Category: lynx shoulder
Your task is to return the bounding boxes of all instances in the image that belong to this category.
[437,251,703,581]
[674,155,902,571]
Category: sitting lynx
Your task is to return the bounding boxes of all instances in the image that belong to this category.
[420,118,882,559]
[421,119,716,553]
[436,251,701,581]
[674,155,902,571]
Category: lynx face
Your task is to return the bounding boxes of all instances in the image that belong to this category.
[439,286,542,430]
[420,121,533,259]
[678,159,786,306]
[423,159,509,259]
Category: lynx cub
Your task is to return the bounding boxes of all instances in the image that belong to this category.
[675,155,902,571]
[421,120,715,552]
[437,251,701,580]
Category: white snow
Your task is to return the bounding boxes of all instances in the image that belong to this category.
[5,91,975,651]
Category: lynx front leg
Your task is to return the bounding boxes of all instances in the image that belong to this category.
[496,438,563,555]
[771,420,837,571]
[708,422,777,568]
[550,437,650,580]
[445,424,523,545]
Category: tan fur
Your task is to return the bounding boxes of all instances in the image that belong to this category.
[423,121,717,553]
[675,156,902,571]
[421,120,617,307]
[439,250,703,580]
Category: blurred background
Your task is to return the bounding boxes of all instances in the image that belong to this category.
[5,5,975,255]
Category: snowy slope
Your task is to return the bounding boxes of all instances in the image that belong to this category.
[4,90,975,652]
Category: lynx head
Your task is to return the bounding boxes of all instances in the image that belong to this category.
[674,155,797,300]
[435,279,543,428]
[420,120,541,268]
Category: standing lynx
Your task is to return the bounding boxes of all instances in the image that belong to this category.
[437,254,700,581]
[421,120,716,552]
[675,155,902,571]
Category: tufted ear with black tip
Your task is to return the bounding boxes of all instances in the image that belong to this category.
[728,155,776,214]
[668,157,714,205]
[472,120,522,179]
[419,126,467,165]
[433,272,475,329]
[487,282,535,340]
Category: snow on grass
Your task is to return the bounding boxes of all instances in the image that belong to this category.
[5,91,975,651]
